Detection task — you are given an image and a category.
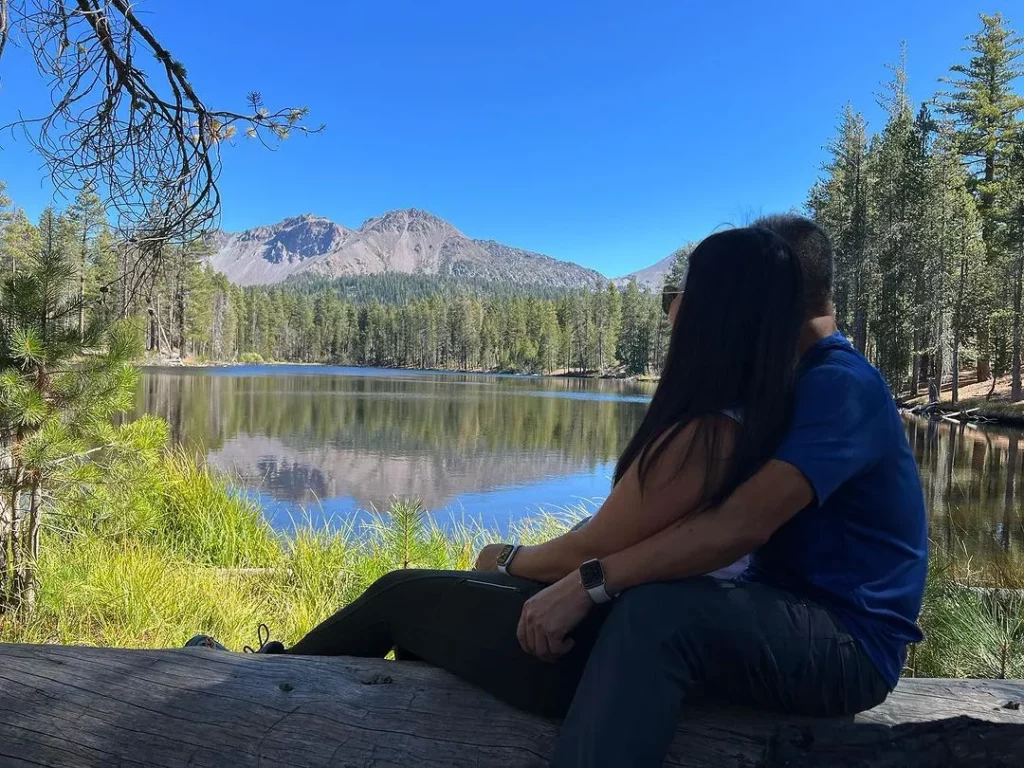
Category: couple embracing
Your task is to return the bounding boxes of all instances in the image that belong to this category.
[190,215,928,768]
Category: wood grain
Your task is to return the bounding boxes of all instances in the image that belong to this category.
[0,644,1020,767]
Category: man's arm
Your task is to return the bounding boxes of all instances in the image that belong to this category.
[478,418,737,583]
[602,459,812,592]
[515,460,813,660]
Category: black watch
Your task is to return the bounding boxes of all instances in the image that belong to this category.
[579,559,614,604]
[495,544,520,575]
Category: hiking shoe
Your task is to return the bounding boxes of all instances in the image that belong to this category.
[185,634,228,651]
[244,623,285,654]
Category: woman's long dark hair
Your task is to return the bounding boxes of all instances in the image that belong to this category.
[614,227,805,512]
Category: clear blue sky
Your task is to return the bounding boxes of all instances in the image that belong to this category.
[0,0,1011,276]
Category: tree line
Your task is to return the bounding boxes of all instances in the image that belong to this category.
[811,13,1024,401]
[0,182,674,376]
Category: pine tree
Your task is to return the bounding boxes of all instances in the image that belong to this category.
[809,105,873,350]
[0,209,42,278]
[930,132,986,403]
[67,182,106,342]
[663,244,694,289]
[908,105,939,395]
[939,12,1024,382]
[869,48,926,389]
[0,216,142,612]
[1003,141,1024,400]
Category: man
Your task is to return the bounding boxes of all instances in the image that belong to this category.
[515,214,928,766]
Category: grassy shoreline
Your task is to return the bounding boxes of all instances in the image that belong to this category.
[0,446,1020,679]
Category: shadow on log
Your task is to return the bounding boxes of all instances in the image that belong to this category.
[0,644,1021,767]
[763,716,1024,767]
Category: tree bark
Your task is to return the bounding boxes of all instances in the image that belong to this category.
[8,466,24,611]
[976,147,998,385]
[910,349,921,397]
[0,433,12,611]
[1012,246,1024,402]
[19,474,42,612]
[78,243,86,341]
[952,257,968,405]
[978,325,992,383]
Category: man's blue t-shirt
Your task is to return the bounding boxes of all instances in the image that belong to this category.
[743,332,928,688]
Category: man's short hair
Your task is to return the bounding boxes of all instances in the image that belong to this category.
[752,214,834,315]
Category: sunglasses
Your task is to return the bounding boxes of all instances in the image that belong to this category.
[662,285,683,316]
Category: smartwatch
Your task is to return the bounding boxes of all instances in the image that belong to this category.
[495,544,520,575]
[579,559,615,604]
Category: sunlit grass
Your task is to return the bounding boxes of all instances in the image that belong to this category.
[909,549,1024,679]
[1,450,1021,682]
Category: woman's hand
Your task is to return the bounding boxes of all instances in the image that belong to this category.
[517,572,593,662]
[474,543,507,571]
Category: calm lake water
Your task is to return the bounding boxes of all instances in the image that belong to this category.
[137,366,1024,560]
[137,366,653,532]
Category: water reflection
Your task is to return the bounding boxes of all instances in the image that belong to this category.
[136,366,653,528]
[135,367,1024,559]
[903,414,1024,560]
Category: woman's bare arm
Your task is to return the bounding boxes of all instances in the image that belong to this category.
[505,416,736,583]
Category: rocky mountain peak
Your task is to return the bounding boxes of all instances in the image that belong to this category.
[359,208,462,238]
[206,209,607,289]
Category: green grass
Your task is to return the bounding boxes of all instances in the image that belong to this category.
[909,550,1024,679]
[0,442,1019,682]
[0,450,579,650]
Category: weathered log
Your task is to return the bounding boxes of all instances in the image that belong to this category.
[763,716,1024,767]
[0,643,1021,767]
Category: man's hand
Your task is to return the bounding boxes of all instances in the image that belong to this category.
[474,543,507,572]
[517,572,593,661]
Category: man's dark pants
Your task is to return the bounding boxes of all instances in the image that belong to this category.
[552,577,889,767]
[285,570,888,767]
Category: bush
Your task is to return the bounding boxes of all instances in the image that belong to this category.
[238,352,265,364]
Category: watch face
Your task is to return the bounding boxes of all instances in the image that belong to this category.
[579,559,604,589]
[496,544,516,566]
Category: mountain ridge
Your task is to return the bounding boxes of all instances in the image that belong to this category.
[208,209,608,289]
[612,244,693,290]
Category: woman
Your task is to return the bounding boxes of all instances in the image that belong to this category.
[187,226,805,721]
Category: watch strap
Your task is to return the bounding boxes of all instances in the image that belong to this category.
[585,581,614,604]
[496,544,520,575]
[579,558,615,604]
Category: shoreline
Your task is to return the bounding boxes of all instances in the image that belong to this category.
[138,357,660,383]
[900,374,1024,428]
[900,399,1024,428]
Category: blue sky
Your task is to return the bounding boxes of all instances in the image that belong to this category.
[0,1,1011,276]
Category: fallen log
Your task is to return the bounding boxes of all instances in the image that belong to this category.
[763,716,1024,767]
[0,644,1021,767]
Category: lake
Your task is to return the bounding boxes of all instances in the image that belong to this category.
[137,366,1024,562]
[137,366,654,532]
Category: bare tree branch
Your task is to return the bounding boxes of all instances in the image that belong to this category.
[0,0,322,297]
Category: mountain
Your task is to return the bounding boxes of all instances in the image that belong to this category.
[208,208,605,289]
[208,434,593,512]
[612,244,692,290]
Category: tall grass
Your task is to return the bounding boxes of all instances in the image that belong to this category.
[0,446,1019,681]
[911,553,1024,679]
[0,452,576,650]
